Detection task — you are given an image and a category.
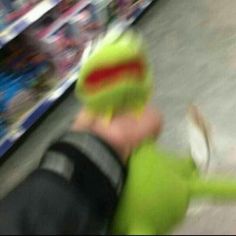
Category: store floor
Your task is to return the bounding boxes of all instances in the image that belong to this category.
[2,0,236,234]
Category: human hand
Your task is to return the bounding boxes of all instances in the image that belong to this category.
[72,106,162,164]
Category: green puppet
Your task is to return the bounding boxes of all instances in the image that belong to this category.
[75,28,236,235]
[76,28,151,119]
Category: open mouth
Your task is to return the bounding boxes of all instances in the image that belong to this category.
[84,58,145,92]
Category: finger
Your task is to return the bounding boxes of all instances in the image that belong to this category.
[91,116,133,161]
[142,107,163,137]
[130,107,163,148]
[71,109,95,131]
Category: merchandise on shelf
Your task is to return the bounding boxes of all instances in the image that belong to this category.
[0,115,7,139]
[0,74,37,123]
[90,0,110,25]
[41,23,84,76]
[0,0,153,155]
[70,3,103,41]
[0,1,7,30]
[0,0,41,25]
[0,37,54,123]
[105,0,149,23]
[59,0,78,13]
[35,1,103,76]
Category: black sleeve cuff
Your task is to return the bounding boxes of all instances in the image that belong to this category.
[40,132,126,195]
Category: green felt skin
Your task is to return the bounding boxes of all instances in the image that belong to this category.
[75,30,152,116]
[112,141,236,235]
[76,29,236,235]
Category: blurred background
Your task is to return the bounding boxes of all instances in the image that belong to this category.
[1,0,236,234]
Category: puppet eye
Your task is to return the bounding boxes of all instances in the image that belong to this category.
[80,41,94,65]
[79,33,104,66]
[102,26,140,46]
[104,24,127,43]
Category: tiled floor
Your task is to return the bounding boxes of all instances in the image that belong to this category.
[2,0,236,234]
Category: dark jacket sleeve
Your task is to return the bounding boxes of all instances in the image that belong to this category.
[0,132,125,235]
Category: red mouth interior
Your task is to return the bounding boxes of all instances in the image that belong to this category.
[85,59,145,91]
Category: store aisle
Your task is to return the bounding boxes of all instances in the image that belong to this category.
[0,92,80,198]
[2,0,236,234]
